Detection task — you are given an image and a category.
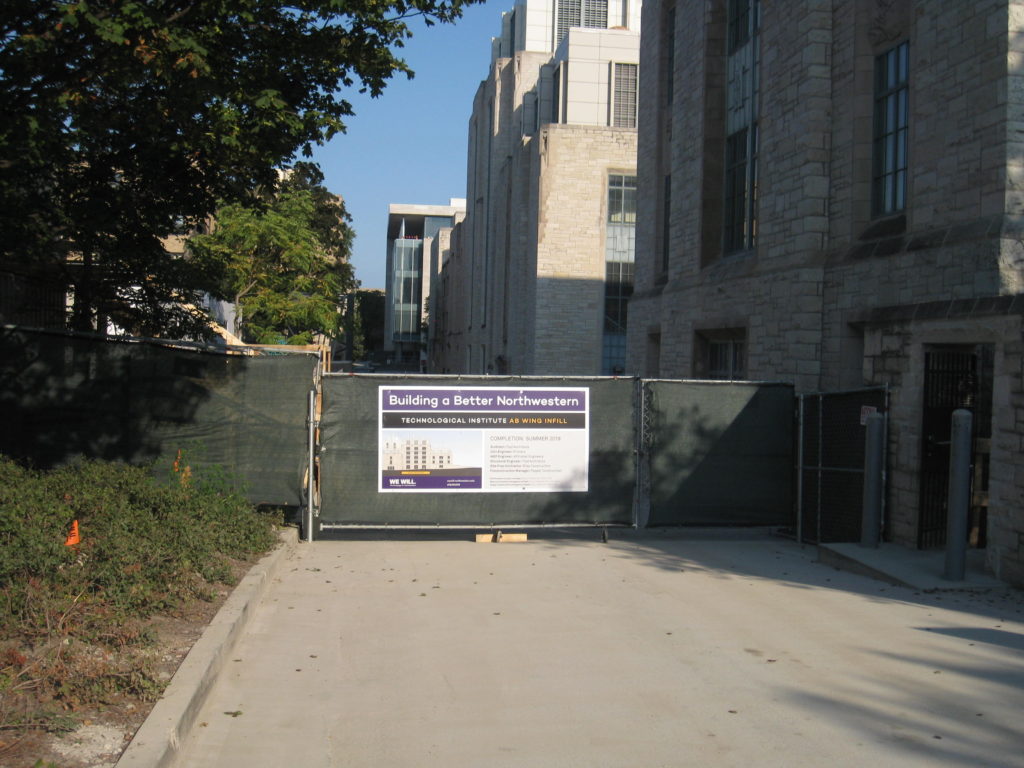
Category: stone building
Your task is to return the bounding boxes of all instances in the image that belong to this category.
[627,0,1024,586]
[430,0,642,375]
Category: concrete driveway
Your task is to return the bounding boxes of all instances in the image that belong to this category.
[177,529,1024,767]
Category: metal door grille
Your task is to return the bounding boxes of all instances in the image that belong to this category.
[918,346,992,549]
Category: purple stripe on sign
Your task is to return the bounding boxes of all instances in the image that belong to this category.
[381,388,588,412]
[381,475,483,490]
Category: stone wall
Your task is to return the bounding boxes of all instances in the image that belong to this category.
[628,0,1024,586]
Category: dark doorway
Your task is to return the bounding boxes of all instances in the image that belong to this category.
[918,344,993,549]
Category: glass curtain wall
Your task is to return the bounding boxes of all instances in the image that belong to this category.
[391,228,423,343]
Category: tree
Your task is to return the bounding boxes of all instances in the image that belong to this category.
[186,168,355,345]
[356,288,386,360]
[0,0,479,338]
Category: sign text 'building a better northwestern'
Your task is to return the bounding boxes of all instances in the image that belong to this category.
[378,386,589,492]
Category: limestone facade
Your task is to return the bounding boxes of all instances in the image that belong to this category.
[431,0,641,375]
[628,0,1024,586]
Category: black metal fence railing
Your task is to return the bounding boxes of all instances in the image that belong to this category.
[796,387,888,544]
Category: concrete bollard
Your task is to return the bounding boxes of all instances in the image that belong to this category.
[943,409,973,581]
[860,413,885,548]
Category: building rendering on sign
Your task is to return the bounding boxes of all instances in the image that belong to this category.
[381,438,454,471]
[430,0,641,375]
[628,0,1024,586]
[384,200,466,370]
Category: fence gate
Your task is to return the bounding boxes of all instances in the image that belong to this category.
[643,380,794,527]
[313,375,796,536]
[918,345,993,549]
[316,375,638,532]
[796,387,888,544]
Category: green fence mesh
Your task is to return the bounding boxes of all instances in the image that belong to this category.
[2,328,796,527]
[0,327,317,506]
[319,375,636,526]
[645,381,794,526]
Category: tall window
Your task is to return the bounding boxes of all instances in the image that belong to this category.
[873,41,909,217]
[603,174,637,375]
[723,0,759,254]
[665,5,676,105]
[612,63,638,128]
[660,174,671,278]
[727,0,752,53]
[551,63,564,124]
[392,236,422,341]
[658,3,675,280]
[724,124,758,252]
[556,0,608,45]
[581,0,607,27]
[557,0,582,44]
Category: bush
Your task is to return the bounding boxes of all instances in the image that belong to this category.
[0,454,280,730]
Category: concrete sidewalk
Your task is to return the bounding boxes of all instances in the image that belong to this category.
[150,528,1023,768]
[819,539,1008,592]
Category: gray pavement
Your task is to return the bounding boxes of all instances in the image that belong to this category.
[164,528,1023,768]
[819,539,1008,591]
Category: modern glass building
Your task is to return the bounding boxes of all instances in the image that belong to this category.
[384,201,466,370]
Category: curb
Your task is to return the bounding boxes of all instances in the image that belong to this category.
[116,526,299,768]
[818,541,1010,592]
[817,544,908,588]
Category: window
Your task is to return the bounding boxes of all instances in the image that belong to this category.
[611,63,638,128]
[660,174,671,278]
[724,124,758,252]
[603,175,637,375]
[723,0,759,255]
[608,173,637,225]
[391,237,423,341]
[602,334,628,375]
[664,5,676,106]
[873,41,909,217]
[708,340,746,379]
[604,260,634,333]
[695,329,747,380]
[728,0,753,53]
[556,0,608,45]
[551,64,564,124]
[582,0,607,28]
[557,0,581,44]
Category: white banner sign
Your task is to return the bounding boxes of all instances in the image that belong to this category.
[378,386,589,493]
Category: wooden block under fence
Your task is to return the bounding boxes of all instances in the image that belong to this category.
[474,532,529,543]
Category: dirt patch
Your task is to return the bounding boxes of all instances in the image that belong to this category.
[0,565,243,768]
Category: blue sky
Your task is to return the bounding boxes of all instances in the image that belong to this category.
[312,1,507,290]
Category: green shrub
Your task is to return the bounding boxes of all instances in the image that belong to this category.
[0,454,281,727]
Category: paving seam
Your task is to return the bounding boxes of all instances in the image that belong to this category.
[116,526,299,768]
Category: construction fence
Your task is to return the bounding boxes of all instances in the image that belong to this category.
[3,327,885,541]
[0,326,318,506]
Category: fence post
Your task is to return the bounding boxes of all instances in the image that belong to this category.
[307,388,316,543]
[943,409,973,580]
[634,378,652,529]
[860,412,885,547]
[796,395,804,544]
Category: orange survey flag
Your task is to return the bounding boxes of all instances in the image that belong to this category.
[65,519,80,547]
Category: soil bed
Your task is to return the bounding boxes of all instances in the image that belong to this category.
[0,560,249,768]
